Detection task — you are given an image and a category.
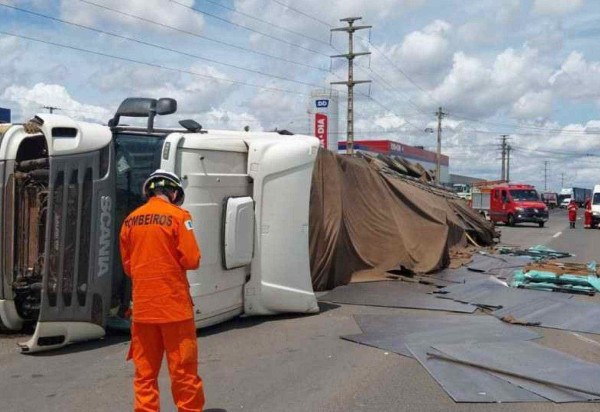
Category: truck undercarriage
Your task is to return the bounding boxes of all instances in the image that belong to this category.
[8,135,48,324]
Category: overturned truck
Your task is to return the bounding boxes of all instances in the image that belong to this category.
[0,98,320,352]
[0,98,495,353]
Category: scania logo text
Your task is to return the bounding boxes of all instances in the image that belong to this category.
[98,196,112,277]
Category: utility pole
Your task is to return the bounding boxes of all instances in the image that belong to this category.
[500,135,509,181]
[331,17,371,156]
[561,173,565,188]
[43,105,59,114]
[544,161,548,191]
[435,107,446,184]
[506,144,511,183]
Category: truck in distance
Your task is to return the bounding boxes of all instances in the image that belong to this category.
[471,183,548,227]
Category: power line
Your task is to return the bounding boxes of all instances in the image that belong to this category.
[267,0,446,109]
[0,30,309,96]
[267,0,333,27]
[76,0,329,72]
[168,0,330,57]
[201,0,330,46]
[3,2,331,88]
[447,112,598,135]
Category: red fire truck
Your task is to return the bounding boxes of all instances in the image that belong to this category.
[471,183,549,227]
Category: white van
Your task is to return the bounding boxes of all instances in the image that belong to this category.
[592,185,600,227]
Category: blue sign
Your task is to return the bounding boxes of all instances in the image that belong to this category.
[315,99,329,108]
[0,107,10,123]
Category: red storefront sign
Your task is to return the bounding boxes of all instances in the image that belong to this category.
[315,113,328,148]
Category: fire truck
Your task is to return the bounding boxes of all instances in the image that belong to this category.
[0,98,320,352]
[471,182,548,227]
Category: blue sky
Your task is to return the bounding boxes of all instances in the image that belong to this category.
[2,0,600,190]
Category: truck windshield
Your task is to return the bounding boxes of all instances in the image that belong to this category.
[114,133,166,220]
[594,193,600,205]
[510,189,539,201]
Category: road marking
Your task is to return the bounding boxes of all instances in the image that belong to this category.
[553,231,562,238]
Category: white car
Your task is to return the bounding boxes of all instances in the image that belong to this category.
[560,197,571,208]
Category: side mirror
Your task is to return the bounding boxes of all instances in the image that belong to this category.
[156,98,177,115]
[109,97,177,131]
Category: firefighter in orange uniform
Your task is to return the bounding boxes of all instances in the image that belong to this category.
[567,199,578,229]
[584,198,592,229]
[120,169,204,412]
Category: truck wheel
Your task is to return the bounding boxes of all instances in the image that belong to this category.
[538,222,545,228]
[507,214,515,227]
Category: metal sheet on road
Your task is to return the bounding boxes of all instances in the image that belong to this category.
[344,314,539,357]
[407,345,545,403]
[438,278,572,309]
[342,315,540,356]
[432,341,600,401]
[494,296,600,335]
[320,281,477,313]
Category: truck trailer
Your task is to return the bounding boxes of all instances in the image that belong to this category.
[559,187,591,207]
[0,98,320,352]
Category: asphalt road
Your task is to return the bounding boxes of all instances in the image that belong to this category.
[1,208,599,412]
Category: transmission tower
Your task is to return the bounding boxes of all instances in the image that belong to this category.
[331,17,371,156]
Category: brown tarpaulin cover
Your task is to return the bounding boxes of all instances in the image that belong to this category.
[310,150,496,291]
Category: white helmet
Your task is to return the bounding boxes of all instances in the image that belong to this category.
[142,169,185,206]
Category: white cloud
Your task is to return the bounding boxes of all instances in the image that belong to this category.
[550,52,600,100]
[2,83,110,122]
[430,47,553,118]
[89,62,236,117]
[533,0,583,15]
[511,90,553,119]
[59,0,204,33]
[246,86,301,130]
[525,21,565,54]
[396,20,453,79]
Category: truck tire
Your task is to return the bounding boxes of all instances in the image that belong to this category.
[538,222,545,228]
[507,214,515,227]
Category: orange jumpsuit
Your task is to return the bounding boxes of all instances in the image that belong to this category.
[568,201,578,228]
[584,200,592,229]
[120,196,204,412]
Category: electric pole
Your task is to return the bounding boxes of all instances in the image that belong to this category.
[506,144,511,183]
[43,105,59,114]
[435,107,446,184]
[331,17,371,156]
[561,173,565,188]
[500,135,509,181]
[544,161,548,191]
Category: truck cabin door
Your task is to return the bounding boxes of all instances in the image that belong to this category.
[501,189,509,209]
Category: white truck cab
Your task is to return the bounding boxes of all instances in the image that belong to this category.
[592,185,600,227]
[0,98,320,352]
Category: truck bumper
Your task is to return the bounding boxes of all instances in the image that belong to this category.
[515,213,549,223]
[0,299,24,330]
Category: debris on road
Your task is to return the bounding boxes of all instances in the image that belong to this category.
[428,341,600,401]
[495,244,573,260]
[339,248,600,404]
[319,281,476,313]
